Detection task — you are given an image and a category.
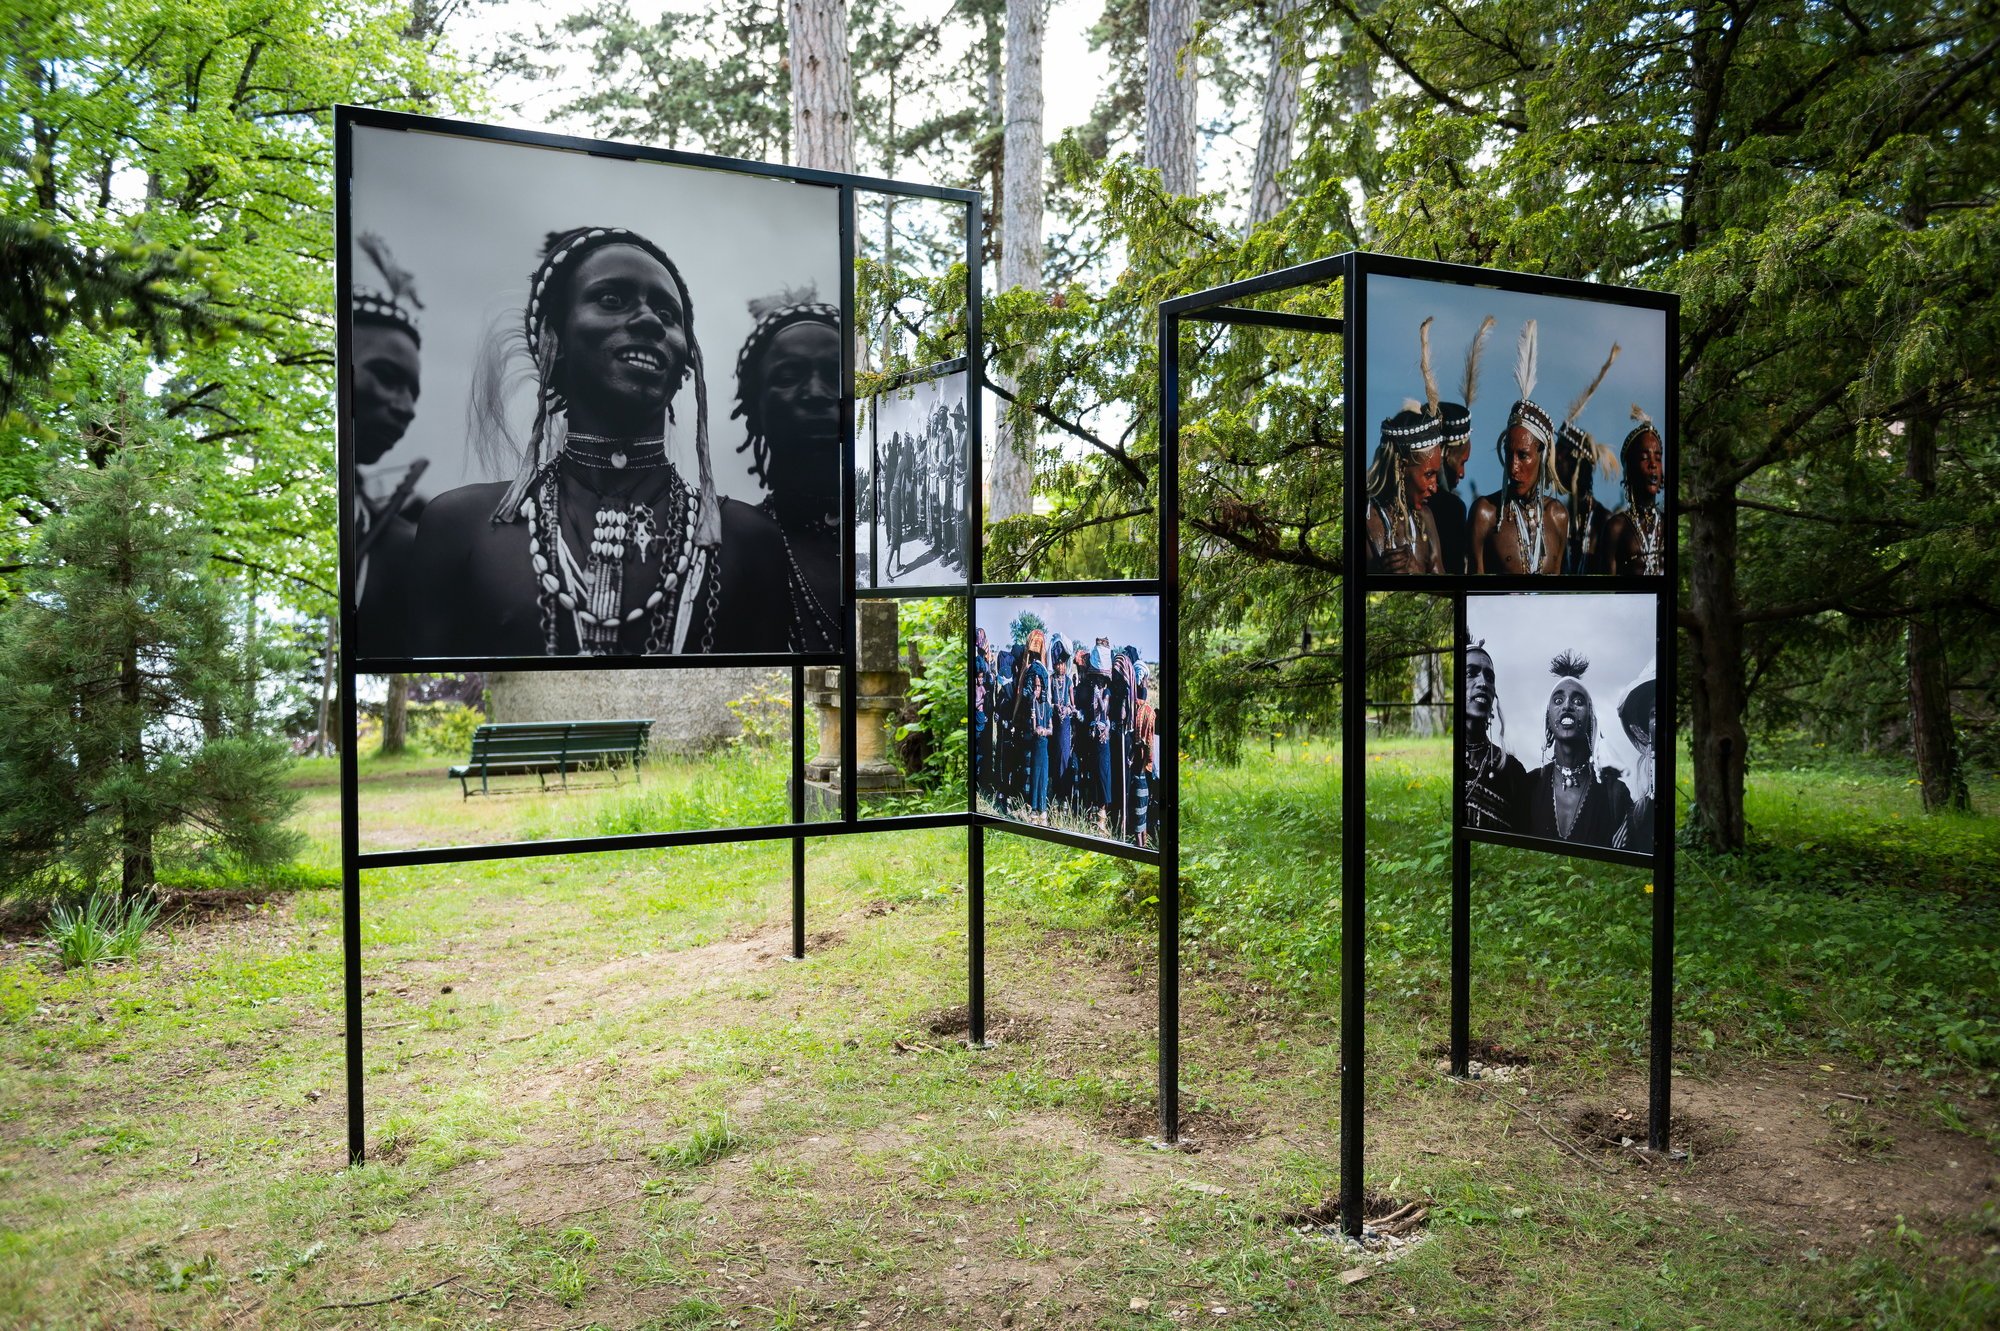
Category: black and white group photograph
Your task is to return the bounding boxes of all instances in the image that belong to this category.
[973,594,1164,851]
[1461,593,1658,856]
[345,123,843,660]
[855,366,970,589]
[1362,273,1668,578]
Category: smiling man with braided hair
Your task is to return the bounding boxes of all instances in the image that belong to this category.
[406,226,792,656]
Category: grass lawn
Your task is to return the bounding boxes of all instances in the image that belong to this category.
[1,740,1996,1329]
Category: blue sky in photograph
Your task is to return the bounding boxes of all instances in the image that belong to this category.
[976,594,1160,667]
[1365,274,1669,503]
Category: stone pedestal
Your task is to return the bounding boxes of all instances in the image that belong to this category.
[802,600,909,813]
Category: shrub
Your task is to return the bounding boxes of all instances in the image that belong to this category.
[407,702,484,757]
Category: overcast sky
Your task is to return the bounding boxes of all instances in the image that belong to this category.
[469,1,1123,158]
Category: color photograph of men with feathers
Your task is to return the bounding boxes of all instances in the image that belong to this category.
[1462,593,1659,855]
[342,123,843,660]
[1362,274,1670,578]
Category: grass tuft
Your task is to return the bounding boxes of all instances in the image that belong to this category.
[44,890,161,969]
[647,1116,740,1170]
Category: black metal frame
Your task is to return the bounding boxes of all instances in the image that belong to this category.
[1162,250,1678,1236]
[335,108,986,1166]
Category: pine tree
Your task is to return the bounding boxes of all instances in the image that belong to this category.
[0,394,302,900]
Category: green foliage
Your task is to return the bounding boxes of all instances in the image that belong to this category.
[152,857,340,895]
[537,0,792,161]
[725,676,792,750]
[1005,609,1044,644]
[896,597,967,795]
[404,702,485,759]
[526,748,788,840]
[43,890,162,969]
[0,407,303,899]
[0,0,473,621]
[0,216,230,418]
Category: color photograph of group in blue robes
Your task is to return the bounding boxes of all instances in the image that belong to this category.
[973,594,1164,850]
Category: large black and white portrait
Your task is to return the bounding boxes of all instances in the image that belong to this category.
[343,118,843,661]
[1362,272,1669,578]
[973,594,1164,852]
[1462,593,1658,856]
[857,365,969,589]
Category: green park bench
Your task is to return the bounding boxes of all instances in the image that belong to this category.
[447,719,654,797]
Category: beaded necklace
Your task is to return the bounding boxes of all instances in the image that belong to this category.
[776,528,839,652]
[1632,503,1663,575]
[1370,500,1431,567]
[1551,766,1592,840]
[1504,492,1546,574]
[524,462,700,655]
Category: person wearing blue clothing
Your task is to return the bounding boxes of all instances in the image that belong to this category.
[1050,639,1076,814]
[1028,670,1053,821]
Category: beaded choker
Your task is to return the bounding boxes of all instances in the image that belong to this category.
[564,433,669,471]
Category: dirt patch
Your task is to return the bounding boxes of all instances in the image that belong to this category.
[1099,1102,1258,1152]
[1560,1069,2000,1258]
[1569,1105,1714,1157]
[156,887,290,927]
[923,1004,1039,1045]
[1279,1192,1420,1229]
[1426,1038,1533,1067]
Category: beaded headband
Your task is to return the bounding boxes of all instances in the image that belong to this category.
[1380,407,1443,455]
[352,232,421,345]
[525,227,686,359]
[732,301,841,396]
[1507,318,1553,446]
[1437,402,1471,445]
[1507,399,1554,447]
[1623,402,1663,455]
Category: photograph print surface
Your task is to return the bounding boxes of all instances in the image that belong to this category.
[1362,271,1669,578]
[974,594,1164,852]
[344,118,843,661]
[859,366,970,588]
[1462,593,1659,857]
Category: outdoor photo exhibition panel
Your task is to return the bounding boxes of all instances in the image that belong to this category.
[1357,267,1671,581]
[345,119,844,663]
[1460,593,1661,859]
[335,107,986,1164]
[1161,250,1677,1236]
[857,360,972,593]
[972,592,1167,854]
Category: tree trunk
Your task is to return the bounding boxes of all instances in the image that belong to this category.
[314,611,336,758]
[984,5,1003,234]
[120,636,153,898]
[988,0,1045,522]
[1247,0,1304,228]
[1902,413,1969,812]
[1686,495,1746,850]
[787,0,854,171]
[380,673,411,756]
[1143,0,1198,196]
[1410,651,1443,737]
